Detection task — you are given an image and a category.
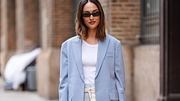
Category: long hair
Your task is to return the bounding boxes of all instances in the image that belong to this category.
[75,0,106,41]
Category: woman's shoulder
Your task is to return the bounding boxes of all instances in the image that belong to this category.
[65,35,80,43]
[61,35,80,47]
[106,34,121,45]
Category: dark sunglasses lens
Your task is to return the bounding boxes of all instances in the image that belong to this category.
[82,13,91,17]
[82,11,100,17]
[92,12,100,17]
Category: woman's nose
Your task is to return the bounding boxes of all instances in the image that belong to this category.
[89,15,94,20]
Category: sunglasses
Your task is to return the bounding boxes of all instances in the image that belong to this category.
[82,11,100,17]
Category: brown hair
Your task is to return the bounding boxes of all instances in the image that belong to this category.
[75,0,106,41]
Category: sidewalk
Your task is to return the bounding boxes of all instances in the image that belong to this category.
[0,77,58,101]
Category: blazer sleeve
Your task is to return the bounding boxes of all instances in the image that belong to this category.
[59,42,69,101]
[114,41,125,101]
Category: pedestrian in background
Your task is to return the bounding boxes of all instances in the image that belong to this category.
[59,0,125,101]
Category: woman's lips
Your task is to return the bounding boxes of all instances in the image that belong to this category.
[89,21,96,25]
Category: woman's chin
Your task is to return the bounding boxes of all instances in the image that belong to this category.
[87,25,98,30]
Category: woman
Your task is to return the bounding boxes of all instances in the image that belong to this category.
[59,0,125,101]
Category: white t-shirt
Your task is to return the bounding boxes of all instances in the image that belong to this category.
[82,40,98,85]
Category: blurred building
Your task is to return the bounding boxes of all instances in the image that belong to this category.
[0,0,180,101]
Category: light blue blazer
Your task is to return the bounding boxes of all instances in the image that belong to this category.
[59,34,125,101]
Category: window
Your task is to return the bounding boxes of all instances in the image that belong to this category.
[140,0,160,44]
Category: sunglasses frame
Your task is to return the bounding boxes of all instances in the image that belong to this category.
[82,11,100,17]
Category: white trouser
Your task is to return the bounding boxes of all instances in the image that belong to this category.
[84,84,96,101]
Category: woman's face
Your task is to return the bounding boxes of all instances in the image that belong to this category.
[82,2,100,30]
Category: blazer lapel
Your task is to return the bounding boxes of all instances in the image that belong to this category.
[95,37,110,78]
[72,38,85,82]
[72,36,110,81]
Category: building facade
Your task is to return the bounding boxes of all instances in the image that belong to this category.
[1,0,180,101]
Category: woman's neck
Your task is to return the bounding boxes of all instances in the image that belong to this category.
[88,29,96,38]
[85,29,98,44]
